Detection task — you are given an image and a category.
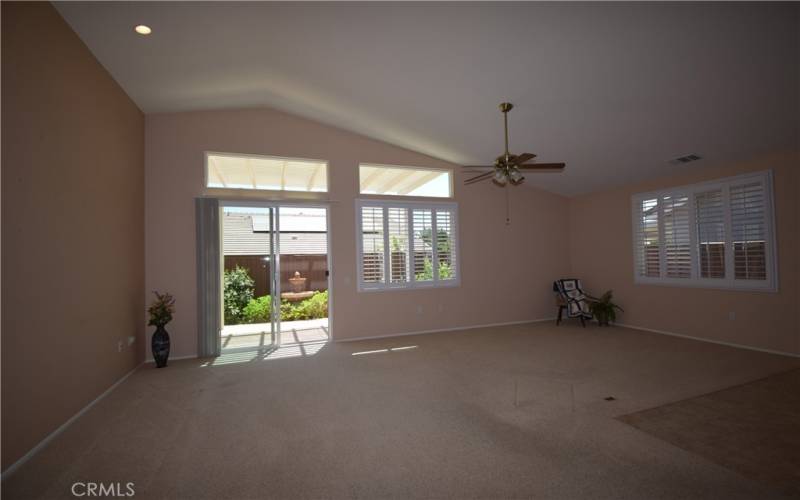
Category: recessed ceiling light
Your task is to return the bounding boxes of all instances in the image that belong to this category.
[134,25,152,35]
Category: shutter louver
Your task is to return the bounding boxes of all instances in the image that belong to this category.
[360,206,384,283]
[412,209,434,282]
[635,198,661,278]
[662,194,691,278]
[730,182,767,280]
[387,207,409,283]
[435,210,456,281]
[695,189,726,278]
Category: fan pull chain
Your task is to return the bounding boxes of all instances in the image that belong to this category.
[505,184,511,225]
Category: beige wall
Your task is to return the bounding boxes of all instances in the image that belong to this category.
[568,152,800,355]
[1,2,145,470]
[145,107,571,357]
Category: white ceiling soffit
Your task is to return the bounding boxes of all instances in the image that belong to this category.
[55,2,799,196]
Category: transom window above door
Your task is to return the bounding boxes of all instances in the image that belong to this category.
[206,152,328,192]
[359,164,452,198]
[631,170,777,291]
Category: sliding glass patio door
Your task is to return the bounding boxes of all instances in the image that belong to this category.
[220,205,279,352]
[219,203,330,353]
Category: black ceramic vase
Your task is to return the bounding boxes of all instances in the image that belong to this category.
[152,325,170,368]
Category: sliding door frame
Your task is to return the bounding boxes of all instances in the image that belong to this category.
[219,200,334,343]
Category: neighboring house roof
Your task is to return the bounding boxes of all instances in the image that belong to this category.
[250,213,326,232]
[223,213,327,255]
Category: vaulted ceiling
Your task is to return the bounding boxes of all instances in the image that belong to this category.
[55,2,799,196]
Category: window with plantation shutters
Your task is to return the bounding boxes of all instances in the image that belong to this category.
[356,200,460,291]
[632,171,776,291]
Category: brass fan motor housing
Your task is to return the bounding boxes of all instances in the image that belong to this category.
[499,102,514,113]
[494,154,518,168]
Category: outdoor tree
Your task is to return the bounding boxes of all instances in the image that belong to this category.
[420,228,451,256]
[223,266,254,325]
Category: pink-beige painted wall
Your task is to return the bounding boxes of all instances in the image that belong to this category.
[568,152,800,355]
[145,108,571,357]
[1,2,145,470]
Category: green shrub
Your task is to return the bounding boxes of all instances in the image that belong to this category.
[280,301,302,322]
[223,266,254,325]
[243,295,271,324]
[415,258,453,281]
[240,290,329,324]
[302,290,328,319]
[280,290,329,322]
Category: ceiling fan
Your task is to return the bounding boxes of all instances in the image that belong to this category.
[464,102,565,186]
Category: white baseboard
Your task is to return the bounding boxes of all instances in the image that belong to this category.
[335,317,557,343]
[144,354,197,364]
[1,363,142,480]
[616,322,800,359]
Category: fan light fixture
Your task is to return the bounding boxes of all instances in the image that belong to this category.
[463,102,566,187]
[134,25,152,35]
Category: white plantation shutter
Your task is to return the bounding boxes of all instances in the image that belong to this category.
[695,189,726,278]
[436,210,456,281]
[632,171,775,291]
[633,198,661,278]
[662,194,691,278]
[730,182,767,280]
[360,206,384,283]
[412,209,434,282]
[357,201,459,290]
[387,207,409,283]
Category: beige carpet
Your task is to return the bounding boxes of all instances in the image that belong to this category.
[619,369,800,496]
[3,322,799,499]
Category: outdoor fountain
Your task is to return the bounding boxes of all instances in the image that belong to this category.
[281,271,314,301]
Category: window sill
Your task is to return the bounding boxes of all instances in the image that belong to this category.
[633,277,778,293]
[358,280,461,293]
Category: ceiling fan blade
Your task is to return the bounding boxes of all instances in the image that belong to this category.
[461,166,494,170]
[464,171,494,184]
[511,153,536,165]
[517,162,566,170]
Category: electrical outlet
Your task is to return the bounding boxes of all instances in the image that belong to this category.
[117,340,124,352]
[437,304,444,313]
[728,311,736,321]
[127,336,136,346]
[416,305,424,315]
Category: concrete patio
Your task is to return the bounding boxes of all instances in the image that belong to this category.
[221,318,329,352]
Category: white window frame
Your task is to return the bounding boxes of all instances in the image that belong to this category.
[356,199,460,292]
[358,163,454,199]
[631,170,778,292]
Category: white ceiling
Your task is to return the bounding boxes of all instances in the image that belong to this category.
[55,2,799,196]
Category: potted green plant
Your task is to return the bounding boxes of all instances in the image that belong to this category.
[148,291,175,367]
[588,290,623,327]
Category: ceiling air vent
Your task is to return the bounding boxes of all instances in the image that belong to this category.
[668,154,703,165]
